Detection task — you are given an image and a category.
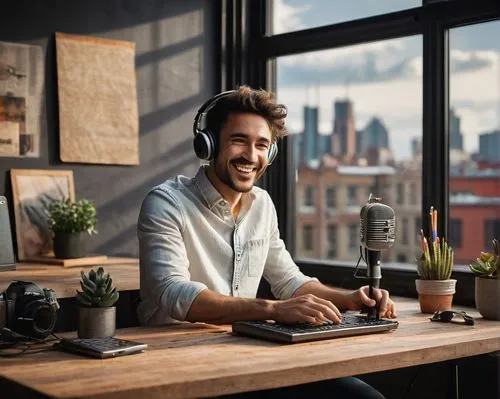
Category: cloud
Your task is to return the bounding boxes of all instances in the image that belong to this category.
[273,0,310,34]
[450,50,495,73]
[278,47,495,87]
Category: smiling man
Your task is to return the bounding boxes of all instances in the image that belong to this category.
[137,86,395,398]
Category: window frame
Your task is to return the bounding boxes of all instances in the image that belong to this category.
[220,0,500,305]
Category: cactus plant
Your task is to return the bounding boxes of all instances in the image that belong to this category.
[417,237,454,280]
[76,267,119,307]
[468,238,500,279]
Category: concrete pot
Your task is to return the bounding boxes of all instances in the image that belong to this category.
[475,277,500,320]
[53,232,90,259]
[77,306,116,338]
[415,279,457,314]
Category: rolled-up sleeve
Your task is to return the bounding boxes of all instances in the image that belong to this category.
[137,188,207,325]
[262,198,317,299]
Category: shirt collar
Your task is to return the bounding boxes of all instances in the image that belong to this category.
[193,165,255,211]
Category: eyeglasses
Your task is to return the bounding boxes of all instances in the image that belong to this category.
[430,310,475,326]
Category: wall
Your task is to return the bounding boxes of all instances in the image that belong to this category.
[0,0,217,258]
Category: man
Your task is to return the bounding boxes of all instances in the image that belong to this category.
[137,86,396,398]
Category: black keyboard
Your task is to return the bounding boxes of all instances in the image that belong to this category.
[232,313,399,343]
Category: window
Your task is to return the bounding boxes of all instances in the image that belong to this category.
[409,183,417,205]
[278,35,423,264]
[449,21,500,265]
[272,0,421,35]
[449,219,462,249]
[396,183,404,205]
[326,224,337,258]
[484,220,500,249]
[401,218,409,245]
[415,217,421,245]
[303,224,314,251]
[396,253,408,263]
[304,186,314,206]
[348,224,358,251]
[260,0,498,304]
[326,187,336,208]
[347,185,357,206]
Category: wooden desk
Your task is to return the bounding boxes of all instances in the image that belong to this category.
[1,297,499,399]
[0,258,139,299]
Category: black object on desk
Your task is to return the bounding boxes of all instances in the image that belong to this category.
[56,337,148,359]
[430,310,475,325]
[0,196,16,272]
[232,313,399,344]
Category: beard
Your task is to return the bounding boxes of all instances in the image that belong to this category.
[214,158,262,193]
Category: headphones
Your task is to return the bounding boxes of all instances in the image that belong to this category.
[192,90,278,164]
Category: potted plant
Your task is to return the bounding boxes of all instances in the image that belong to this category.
[468,238,500,320]
[415,207,456,313]
[48,198,97,259]
[76,266,119,338]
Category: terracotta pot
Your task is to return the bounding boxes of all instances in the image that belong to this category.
[415,279,457,314]
[475,277,500,320]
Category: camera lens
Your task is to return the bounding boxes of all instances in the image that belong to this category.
[32,304,56,335]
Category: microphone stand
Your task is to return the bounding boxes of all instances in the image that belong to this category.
[364,247,381,320]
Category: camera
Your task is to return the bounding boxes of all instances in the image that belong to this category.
[0,281,59,339]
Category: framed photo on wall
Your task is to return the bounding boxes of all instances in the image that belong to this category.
[10,169,75,260]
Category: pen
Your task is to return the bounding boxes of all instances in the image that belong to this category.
[433,209,438,242]
[429,206,434,242]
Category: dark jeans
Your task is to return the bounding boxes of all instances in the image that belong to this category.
[220,377,385,399]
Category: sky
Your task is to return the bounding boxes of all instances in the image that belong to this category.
[273,0,500,160]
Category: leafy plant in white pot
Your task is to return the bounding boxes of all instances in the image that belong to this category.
[48,198,97,259]
[468,238,500,320]
[77,267,119,338]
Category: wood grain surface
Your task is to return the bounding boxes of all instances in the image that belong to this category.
[1,297,499,399]
[0,258,139,298]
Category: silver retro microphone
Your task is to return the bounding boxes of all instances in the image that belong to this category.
[359,194,395,318]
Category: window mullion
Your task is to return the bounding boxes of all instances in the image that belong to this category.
[422,15,449,241]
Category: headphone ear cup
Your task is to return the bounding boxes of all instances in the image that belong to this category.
[193,130,216,161]
[267,142,278,165]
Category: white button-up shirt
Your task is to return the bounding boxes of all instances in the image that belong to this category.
[137,166,316,325]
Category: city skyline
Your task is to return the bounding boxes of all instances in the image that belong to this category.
[292,96,498,164]
[274,1,500,160]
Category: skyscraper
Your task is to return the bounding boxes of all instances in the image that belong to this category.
[300,105,319,164]
[449,108,464,151]
[331,99,355,158]
[479,130,500,163]
[358,117,390,154]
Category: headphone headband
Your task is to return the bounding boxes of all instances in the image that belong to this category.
[193,90,236,137]
[192,90,278,164]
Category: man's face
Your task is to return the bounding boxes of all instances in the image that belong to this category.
[213,112,272,193]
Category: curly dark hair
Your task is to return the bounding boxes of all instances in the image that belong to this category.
[205,85,288,142]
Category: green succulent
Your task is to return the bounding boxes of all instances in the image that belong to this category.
[468,238,500,279]
[76,267,119,307]
[417,238,454,280]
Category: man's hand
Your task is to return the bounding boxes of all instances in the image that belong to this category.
[270,294,342,325]
[342,286,397,319]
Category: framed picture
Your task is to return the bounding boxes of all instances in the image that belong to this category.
[10,169,75,260]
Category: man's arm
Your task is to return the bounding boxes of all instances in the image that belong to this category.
[292,281,350,310]
[293,280,397,318]
[186,288,343,325]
